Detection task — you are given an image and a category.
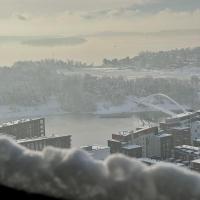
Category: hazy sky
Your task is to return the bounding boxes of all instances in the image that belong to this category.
[0,0,200,65]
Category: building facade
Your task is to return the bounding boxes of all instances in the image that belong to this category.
[130,126,158,157]
[191,121,200,144]
[0,118,45,139]
[173,145,200,162]
[17,135,71,151]
[168,127,191,147]
[191,159,200,172]
[149,132,173,160]
[121,144,142,158]
[82,145,110,160]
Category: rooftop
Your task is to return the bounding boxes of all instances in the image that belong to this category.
[171,127,189,130]
[192,159,200,164]
[117,131,131,136]
[175,145,200,152]
[156,132,172,138]
[82,145,110,151]
[17,134,71,143]
[166,112,200,123]
[134,126,158,137]
[139,158,160,164]
[122,144,141,150]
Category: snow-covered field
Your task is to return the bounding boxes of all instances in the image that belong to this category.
[60,66,200,80]
[0,99,66,122]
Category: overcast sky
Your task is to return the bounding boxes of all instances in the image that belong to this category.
[0,0,200,65]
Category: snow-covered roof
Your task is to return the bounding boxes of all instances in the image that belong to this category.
[192,159,200,164]
[82,145,110,151]
[0,118,44,128]
[17,134,71,143]
[122,144,141,150]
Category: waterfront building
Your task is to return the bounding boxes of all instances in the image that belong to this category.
[17,135,71,151]
[160,111,200,131]
[0,118,45,139]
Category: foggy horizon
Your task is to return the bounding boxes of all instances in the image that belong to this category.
[0,0,200,65]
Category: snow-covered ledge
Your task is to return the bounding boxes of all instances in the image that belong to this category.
[0,137,200,200]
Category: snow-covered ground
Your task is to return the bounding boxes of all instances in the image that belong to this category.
[0,98,66,121]
[60,66,200,80]
[0,95,189,121]
[95,96,188,116]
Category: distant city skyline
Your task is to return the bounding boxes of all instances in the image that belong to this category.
[0,0,200,65]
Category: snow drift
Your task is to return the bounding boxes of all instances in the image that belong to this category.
[0,137,200,200]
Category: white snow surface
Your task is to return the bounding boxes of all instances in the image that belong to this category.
[0,95,188,120]
[0,98,66,121]
[95,96,188,115]
[0,136,200,200]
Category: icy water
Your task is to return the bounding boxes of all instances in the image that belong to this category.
[45,114,141,147]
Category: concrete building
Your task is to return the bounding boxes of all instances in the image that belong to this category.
[0,118,45,139]
[108,139,123,154]
[121,144,142,158]
[160,111,200,131]
[17,135,71,151]
[191,121,200,144]
[109,126,172,160]
[108,139,142,158]
[139,158,161,166]
[191,159,200,172]
[173,145,200,162]
[149,132,173,160]
[168,127,191,147]
[82,145,110,160]
[130,126,158,157]
[112,130,133,143]
[193,139,200,147]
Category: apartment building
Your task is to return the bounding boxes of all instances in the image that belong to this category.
[0,118,45,139]
[17,135,71,151]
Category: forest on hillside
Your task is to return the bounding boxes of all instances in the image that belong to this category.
[103,47,200,69]
[0,62,199,113]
